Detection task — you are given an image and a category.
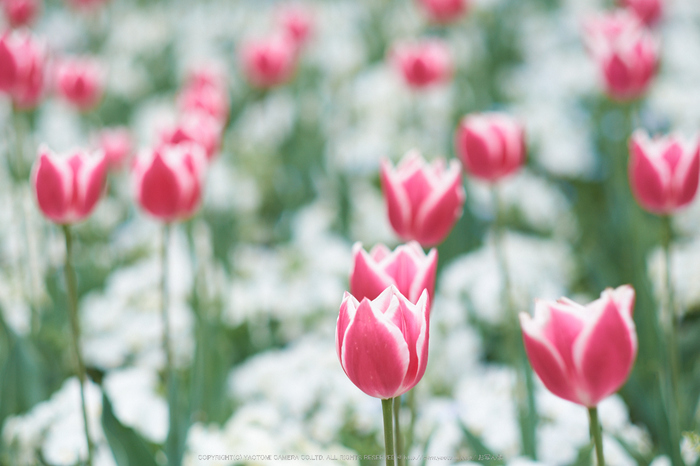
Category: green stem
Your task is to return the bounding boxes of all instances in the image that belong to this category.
[588,406,605,466]
[161,224,179,464]
[62,225,94,466]
[381,398,396,466]
[394,396,405,466]
[492,185,538,460]
[660,215,684,465]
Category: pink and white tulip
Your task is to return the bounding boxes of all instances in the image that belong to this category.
[98,127,133,171]
[0,31,45,108]
[133,142,207,222]
[628,131,700,214]
[417,0,469,24]
[159,113,222,160]
[584,11,658,101]
[336,286,430,399]
[380,150,465,247]
[391,39,452,89]
[178,66,229,124]
[31,145,108,224]
[455,112,526,182]
[2,0,41,28]
[350,242,437,305]
[276,4,314,50]
[240,35,297,89]
[55,57,104,111]
[621,0,662,26]
[520,285,637,407]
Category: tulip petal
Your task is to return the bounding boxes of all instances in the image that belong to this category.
[0,38,17,92]
[336,292,358,360]
[33,150,72,223]
[409,247,437,305]
[542,302,585,369]
[383,248,419,300]
[573,290,637,406]
[137,151,183,221]
[673,142,700,209]
[381,159,412,240]
[413,162,465,246]
[350,244,394,302]
[399,290,430,394]
[629,136,669,213]
[76,151,107,219]
[341,296,410,399]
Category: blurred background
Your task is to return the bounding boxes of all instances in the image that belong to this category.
[2,0,700,464]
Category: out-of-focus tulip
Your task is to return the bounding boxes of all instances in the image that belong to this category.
[621,0,662,26]
[628,130,700,214]
[159,113,222,160]
[133,142,207,222]
[417,0,469,24]
[350,241,437,305]
[455,112,526,182]
[584,11,658,101]
[31,145,107,224]
[55,57,104,111]
[178,67,229,124]
[0,31,45,108]
[0,34,17,92]
[336,286,430,399]
[2,0,41,28]
[520,285,637,407]
[277,4,313,49]
[98,127,132,170]
[391,39,452,89]
[380,150,465,247]
[240,35,297,89]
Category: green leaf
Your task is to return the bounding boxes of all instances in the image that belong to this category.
[568,443,594,466]
[101,392,158,466]
[0,333,46,427]
[458,421,505,466]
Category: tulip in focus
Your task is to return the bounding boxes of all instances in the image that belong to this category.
[584,11,658,101]
[2,0,41,28]
[391,39,452,89]
[133,142,208,222]
[381,150,465,247]
[417,0,469,24]
[336,286,430,399]
[455,112,526,182]
[277,4,314,50]
[520,285,637,407]
[240,35,297,89]
[98,127,133,170]
[159,113,223,160]
[350,241,437,305]
[31,145,108,224]
[628,130,700,214]
[55,57,104,112]
[621,0,662,26]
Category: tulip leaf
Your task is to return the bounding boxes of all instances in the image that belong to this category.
[567,443,593,466]
[101,391,158,466]
[458,421,505,466]
[0,330,46,427]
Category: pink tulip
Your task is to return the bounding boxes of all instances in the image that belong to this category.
[55,57,104,111]
[98,127,132,171]
[159,112,222,160]
[391,39,452,89]
[240,35,297,89]
[0,31,45,109]
[133,142,207,222]
[178,67,229,125]
[584,11,658,101]
[628,130,700,214]
[0,34,17,93]
[350,241,437,305]
[336,286,430,399]
[31,145,107,224]
[277,4,314,49]
[455,112,526,182]
[417,0,469,24]
[621,0,662,26]
[520,285,637,407]
[381,151,465,247]
[2,0,41,28]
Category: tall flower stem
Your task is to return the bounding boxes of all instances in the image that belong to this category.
[659,215,683,465]
[381,398,396,466]
[62,225,94,466]
[393,396,405,466]
[491,185,538,459]
[161,223,179,464]
[588,406,605,466]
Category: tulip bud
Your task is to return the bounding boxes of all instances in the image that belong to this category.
[455,112,526,182]
[417,0,469,24]
[390,39,452,90]
[350,241,437,305]
[336,286,430,399]
[276,4,314,50]
[520,285,637,407]
[380,150,465,247]
[2,0,41,29]
[55,57,104,112]
[240,35,297,89]
[98,127,133,171]
[133,142,208,222]
[621,0,662,26]
[159,113,222,160]
[628,130,700,214]
[584,11,658,101]
[31,145,107,224]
